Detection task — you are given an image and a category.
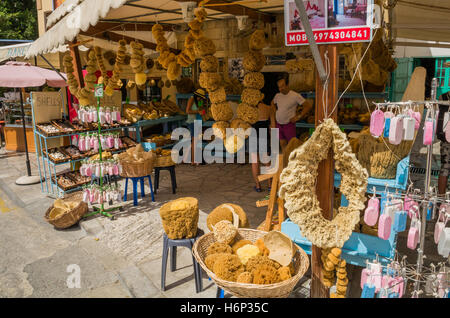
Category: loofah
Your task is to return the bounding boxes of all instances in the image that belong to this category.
[209,87,226,104]
[211,102,234,122]
[254,238,270,257]
[231,240,253,254]
[159,197,199,239]
[279,118,368,249]
[243,50,266,72]
[249,29,266,50]
[245,255,281,273]
[236,271,253,284]
[193,37,216,57]
[199,72,222,91]
[213,254,245,282]
[200,55,219,72]
[241,88,264,106]
[236,244,261,265]
[243,72,265,90]
[205,253,229,271]
[212,121,230,140]
[207,242,232,256]
[278,266,292,281]
[213,220,237,245]
[237,103,259,125]
[251,264,280,284]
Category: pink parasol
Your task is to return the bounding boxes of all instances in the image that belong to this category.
[0,61,67,88]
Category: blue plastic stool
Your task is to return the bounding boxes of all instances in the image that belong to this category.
[123,175,155,206]
[161,230,204,293]
[207,277,225,298]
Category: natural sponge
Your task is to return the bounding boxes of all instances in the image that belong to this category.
[211,102,234,122]
[193,37,216,57]
[159,197,199,239]
[207,203,249,231]
[237,103,259,124]
[246,255,281,273]
[255,238,270,257]
[213,220,237,244]
[237,272,253,284]
[243,50,266,72]
[230,118,252,131]
[243,72,265,90]
[224,134,245,154]
[212,121,230,140]
[231,239,253,254]
[199,72,223,91]
[205,252,229,270]
[249,29,266,51]
[213,254,245,282]
[207,242,232,256]
[251,264,280,284]
[209,87,227,104]
[200,55,219,72]
[236,244,261,265]
[241,88,264,106]
[278,266,292,281]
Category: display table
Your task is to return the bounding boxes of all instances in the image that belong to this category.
[132,115,187,143]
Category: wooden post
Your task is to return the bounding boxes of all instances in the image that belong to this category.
[310,44,339,298]
[69,40,84,88]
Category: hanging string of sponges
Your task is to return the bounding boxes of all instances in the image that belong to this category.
[152,8,207,81]
[105,40,128,96]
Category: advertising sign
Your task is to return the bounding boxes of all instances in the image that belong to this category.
[285,0,374,46]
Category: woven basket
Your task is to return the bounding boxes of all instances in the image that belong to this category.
[44,200,88,229]
[193,229,310,298]
[120,158,155,178]
[154,155,175,167]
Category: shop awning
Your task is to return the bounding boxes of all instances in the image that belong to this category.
[392,1,450,44]
[26,0,128,58]
[0,43,32,62]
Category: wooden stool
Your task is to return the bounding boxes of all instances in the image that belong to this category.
[123,175,155,206]
[161,230,204,293]
[154,165,177,194]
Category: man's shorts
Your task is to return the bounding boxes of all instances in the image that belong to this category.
[440,141,450,177]
[276,122,296,142]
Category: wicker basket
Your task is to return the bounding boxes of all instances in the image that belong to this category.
[120,158,155,178]
[193,228,310,298]
[44,200,88,229]
[154,155,175,167]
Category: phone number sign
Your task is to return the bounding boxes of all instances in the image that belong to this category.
[286,27,371,46]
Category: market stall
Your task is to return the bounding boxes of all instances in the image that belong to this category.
[22,0,449,299]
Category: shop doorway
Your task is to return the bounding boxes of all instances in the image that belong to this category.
[261,72,285,106]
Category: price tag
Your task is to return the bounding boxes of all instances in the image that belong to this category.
[94,84,104,98]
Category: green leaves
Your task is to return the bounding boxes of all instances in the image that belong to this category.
[0,0,37,40]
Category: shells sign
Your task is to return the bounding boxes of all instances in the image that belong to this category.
[284,0,374,46]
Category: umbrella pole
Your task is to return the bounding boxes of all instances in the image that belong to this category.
[19,89,32,176]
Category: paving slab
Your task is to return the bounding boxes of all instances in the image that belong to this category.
[119,265,160,298]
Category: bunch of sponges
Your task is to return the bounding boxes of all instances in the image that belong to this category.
[104,40,127,96]
[321,248,348,298]
[94,47,109,87]
[130,41,147,86]
[205,229,296,285]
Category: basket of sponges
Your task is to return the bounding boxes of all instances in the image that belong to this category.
[193,223,309,298]
[45,197,88,229]
[117,144,155,178]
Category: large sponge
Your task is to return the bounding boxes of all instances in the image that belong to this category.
[207,203,249,231]
[159,197,199,239]
[211,102,234,122]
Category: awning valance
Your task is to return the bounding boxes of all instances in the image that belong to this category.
[26,0,127,58]
[0,43,32,62]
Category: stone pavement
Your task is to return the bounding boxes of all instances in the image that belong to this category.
[0,150,310,298]
[0,149,446,298]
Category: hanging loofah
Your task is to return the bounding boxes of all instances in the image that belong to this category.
[200,55,219,72]
[212,121,230,140]
[243,72,265,90]
[193,37,217,57]
[208,87,227,104]
[236,103,258,125]
[279,119,368,249]
[249,29,267,51]
[199,72,222,91]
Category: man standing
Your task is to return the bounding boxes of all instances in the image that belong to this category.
[271,74,309,151]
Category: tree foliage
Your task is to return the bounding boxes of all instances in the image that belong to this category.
[0,0,38,40]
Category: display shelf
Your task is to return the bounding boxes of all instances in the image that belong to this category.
[133,115,186,143]
[34,126,130,139]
